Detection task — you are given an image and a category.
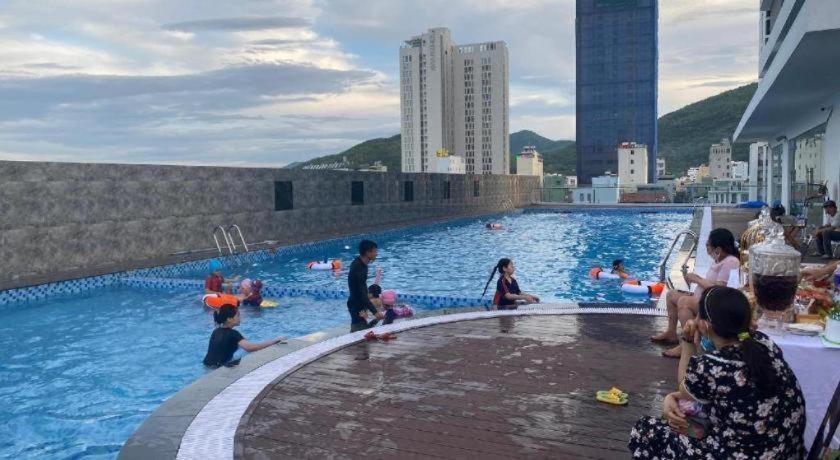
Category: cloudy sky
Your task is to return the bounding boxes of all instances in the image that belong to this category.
[0,0,758,167]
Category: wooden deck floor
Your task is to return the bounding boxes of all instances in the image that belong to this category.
[235,314,676,459]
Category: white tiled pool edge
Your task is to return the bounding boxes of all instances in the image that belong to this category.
[175,305,667,460]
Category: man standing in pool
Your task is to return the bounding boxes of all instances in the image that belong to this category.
[347,240,384,332]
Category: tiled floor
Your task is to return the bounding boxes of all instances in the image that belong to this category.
[235,314,676,459]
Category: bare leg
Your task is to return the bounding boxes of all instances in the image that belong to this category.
[651,290,683,342]
[663,297,699,358]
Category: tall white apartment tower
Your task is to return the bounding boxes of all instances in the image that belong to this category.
[709,138,733,180]
[400,28,509,174]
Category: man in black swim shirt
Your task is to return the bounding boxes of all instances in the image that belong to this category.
[347,240,383,332]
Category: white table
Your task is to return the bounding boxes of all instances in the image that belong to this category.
[763,329,840,450]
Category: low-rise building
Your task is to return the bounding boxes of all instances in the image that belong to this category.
[730,161,748,180]
[687,165,710,184]
[516,146,544,184]
[617,142,648,186]
[432,149,466,174]
[709,138,733,180]
[708,179,750,205]
[656,158,666,179]
[574,173,620,204]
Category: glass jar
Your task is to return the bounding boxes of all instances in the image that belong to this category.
[739,207,783,266]
[749,224,801,330]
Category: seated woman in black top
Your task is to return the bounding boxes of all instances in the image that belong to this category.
[202,305,286,368]
[482,258,540,310]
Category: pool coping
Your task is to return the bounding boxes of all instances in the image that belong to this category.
[118,303,666,460]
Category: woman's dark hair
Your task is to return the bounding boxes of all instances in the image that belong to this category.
[612,259,623,270]
[359,240,377,255]
[482,258,512,297]
[368,284,382,298]
[698,287,779,396]
[707,228,738,258]
[213,305,238,325]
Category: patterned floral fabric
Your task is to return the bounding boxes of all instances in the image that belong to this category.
[629,332,806,459]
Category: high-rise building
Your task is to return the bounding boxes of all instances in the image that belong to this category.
[730,160,749,180]
[709,138,733,180]
[617,142,649,186]
[575,0,658,185]
[400,28,509,175]
[656,158,666,179]
[748,142,769,201]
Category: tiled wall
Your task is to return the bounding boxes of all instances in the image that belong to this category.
[0,160,540,286]
[0,210,515,308]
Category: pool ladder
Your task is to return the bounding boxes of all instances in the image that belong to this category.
[659,230,698,290]
[212,225,250,255]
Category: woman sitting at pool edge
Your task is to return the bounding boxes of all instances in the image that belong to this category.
[482,258,540,310]
[202,305,286,368]
[651,228,740,358]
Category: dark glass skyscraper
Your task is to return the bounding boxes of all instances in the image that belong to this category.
[576,0,658,184]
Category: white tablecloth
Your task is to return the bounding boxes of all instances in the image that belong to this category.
[764,329,840,450]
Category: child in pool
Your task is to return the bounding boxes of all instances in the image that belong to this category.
[368,284,383,309]
[611,259,630,278]
[202,305,286,367]
[204,259,240,294]
[380,290,414,325]
[240,279,264,307]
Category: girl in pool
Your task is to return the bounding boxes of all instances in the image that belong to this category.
[482,258,540,310]
[239,279,264,307]
[202,305,286,368]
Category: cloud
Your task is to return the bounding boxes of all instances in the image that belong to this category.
[162,16,311,32]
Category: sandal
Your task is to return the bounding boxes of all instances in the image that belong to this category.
[596,387,628,406]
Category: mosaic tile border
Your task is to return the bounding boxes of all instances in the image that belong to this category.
[176,305,666,460]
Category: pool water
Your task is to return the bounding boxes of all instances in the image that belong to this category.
[0,288,358,459]
[193,210,692,303]
[0,209,691,458]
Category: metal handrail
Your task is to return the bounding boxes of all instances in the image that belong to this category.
[227,225,249,253]
[212,226,234,255]
[659,230,699,290]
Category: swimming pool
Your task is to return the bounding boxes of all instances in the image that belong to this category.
[0,209,691,459]
[173,209,692,303]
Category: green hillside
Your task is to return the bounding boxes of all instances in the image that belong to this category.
[295,82,758,176]
[658,83,757,175]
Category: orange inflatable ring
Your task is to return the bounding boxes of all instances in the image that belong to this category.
[203,293,240,309]
[589,267,626,280]
[621,280,665,297]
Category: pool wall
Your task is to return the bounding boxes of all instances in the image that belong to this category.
[0,160,540,290]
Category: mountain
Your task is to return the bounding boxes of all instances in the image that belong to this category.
[295,130,573,173]
[657,83,757,175]
[296,82,758,176]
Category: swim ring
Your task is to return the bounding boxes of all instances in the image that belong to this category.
[589,267,629,280]
[620,280,665,296]
[203,293,240,309]
[308,260,342,270]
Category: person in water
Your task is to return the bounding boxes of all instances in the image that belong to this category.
[204,259,239,294]
[240,279,264,307]
[611,259,629,278]
[347,240,384,332]
[482,258,540,310]
[202,305,286,368]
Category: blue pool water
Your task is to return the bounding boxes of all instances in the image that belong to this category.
[187,210,692,303]
[0,209,691,458]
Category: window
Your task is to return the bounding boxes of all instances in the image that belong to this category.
[630,159,634,164]
[274,181,293,210]
[631,169,635,174]
[403,181,414,202]
[351,181,364,205]
[473,180,480,197]
[442,181,451,200]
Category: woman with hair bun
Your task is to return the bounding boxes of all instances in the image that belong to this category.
[630,287,805,459]
[481,258,540,310]
[202,305,286,368]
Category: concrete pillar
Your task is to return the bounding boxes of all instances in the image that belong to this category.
[781,139,791,210]
[765,144,773,203]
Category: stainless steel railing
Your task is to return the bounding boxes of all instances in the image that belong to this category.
[227,225,250,253]
[659,230,699,290]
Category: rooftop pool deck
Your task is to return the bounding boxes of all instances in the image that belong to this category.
[149,307,676,460]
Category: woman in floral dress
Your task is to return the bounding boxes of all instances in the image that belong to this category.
[630,286,806,459]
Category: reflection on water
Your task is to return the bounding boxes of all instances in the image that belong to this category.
[499,315,516,333]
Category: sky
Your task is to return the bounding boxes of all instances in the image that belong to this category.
[0,0,759,167]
